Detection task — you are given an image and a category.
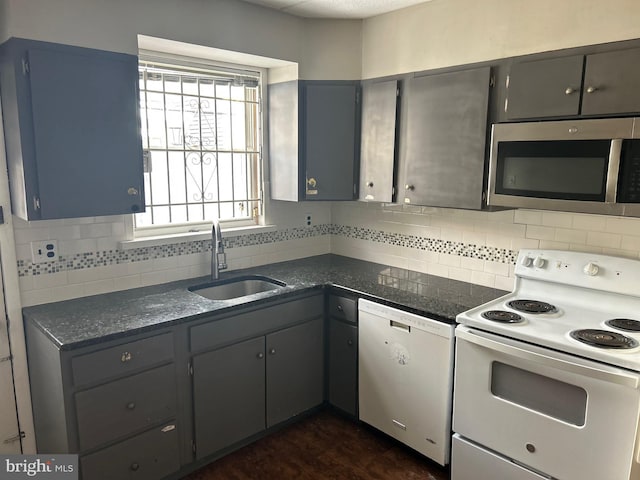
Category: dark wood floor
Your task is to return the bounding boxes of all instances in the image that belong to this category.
[182,409,449,480]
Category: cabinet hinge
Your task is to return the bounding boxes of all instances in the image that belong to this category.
[489,75,496,88]
[355,91,360,104]
[396,87,401,97]
[353,184,357,196]
[21,58,29,75]
[3,431,25,445]
[191,440,196,455]
[188,361,193,376]
[33,197,41,211]
[0,355,12,363]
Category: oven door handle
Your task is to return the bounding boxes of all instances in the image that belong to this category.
[456,326,640,389]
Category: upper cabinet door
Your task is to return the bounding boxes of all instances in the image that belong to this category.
[581,47,640,116]
[304,82,359,201]
[359,80,399,203]
[0,38,144,220]
[402,67,491,209]
[506,55,584,120]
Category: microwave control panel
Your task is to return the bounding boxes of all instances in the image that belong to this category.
[618,139,640,203]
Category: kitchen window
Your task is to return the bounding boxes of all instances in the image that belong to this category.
[135,59,263,235]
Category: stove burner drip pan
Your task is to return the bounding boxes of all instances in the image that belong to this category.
[570,329,639,349]
[507,299,557,314]
[481,310,524,323]
[605,318,640,332]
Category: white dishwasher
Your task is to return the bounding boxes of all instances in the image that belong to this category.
[358,299,455,466]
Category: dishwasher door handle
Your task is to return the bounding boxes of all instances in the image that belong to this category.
[390,320,411,333]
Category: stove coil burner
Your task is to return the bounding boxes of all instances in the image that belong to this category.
[507,299,557,314]
[570,329,639,349]
[605,318,640,332]
[481,310,524,323]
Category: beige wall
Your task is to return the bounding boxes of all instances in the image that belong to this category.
[362,0,640,78]
[2,0,362,79]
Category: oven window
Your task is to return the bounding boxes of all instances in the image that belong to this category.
[491,362,587,426]
[495,140,609,201]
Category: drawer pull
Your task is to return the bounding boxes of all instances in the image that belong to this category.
[269,348,276,355]
[161,424,176,433]
[130,463,140,471]
[347,339,354,346]
[126,402,136,410]
[121,352,132,363]
[257,352,264,359]
[337,305,344,312]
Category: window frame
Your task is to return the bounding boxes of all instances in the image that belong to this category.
[133,52,267,239]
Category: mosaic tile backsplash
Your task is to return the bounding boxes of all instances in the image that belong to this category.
[17,223,517,278]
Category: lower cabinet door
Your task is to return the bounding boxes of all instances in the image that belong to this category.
[266,318,324,427]
[328,319,357,416]
[80,422,180,480]
[193,336,266,459]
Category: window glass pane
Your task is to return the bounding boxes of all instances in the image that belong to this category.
[231,84,244,101]
[165,94,183,149]
[200,99,216,150]
[170,205,188,223]
[204,203,219,221]
[146,92,166,149]
[164,74,181,94]
[183,96,200,150]
[152,206,171,225]
[231,101,246,151]
[150,151,169,205]
[245,102,258,152]
[202,153,219,202]
[199,78,215,98]
[168,151,187,204]
[216,82,230,99]
[188,204,204,222]
[182,76,198,95]
[233,154,248,200]
[216,99,232,151]
[146,72,163,91]
[218,153,233,201]
[186,152,204,203]
[219,203,234,219]
[139,96,148,149]
[245,86,258,102]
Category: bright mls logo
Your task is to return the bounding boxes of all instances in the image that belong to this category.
[0,455,77,479]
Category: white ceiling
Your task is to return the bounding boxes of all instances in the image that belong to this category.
[241,0,434,19]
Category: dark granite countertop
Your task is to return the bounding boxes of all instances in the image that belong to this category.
[23,254,509,350]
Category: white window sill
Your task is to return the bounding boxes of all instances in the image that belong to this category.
[119,224,277,250]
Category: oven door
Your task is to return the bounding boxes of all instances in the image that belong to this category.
[453,326,640,480]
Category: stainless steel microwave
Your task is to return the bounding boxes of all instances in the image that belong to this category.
[487,117,640,216]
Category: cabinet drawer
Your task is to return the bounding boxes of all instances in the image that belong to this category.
[81,422,180,480]
[75,364,176,451]
[328,295,357,324]
[72,333,173,386]
[190,294,323,352]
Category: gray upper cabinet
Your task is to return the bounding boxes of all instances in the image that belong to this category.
[506,55,584,119]
[401,67,491,209]
[506,47,640,120]
[581,48,640,116]
[269,80,360,201]
[359,80,399,203]
[0,38,145,220]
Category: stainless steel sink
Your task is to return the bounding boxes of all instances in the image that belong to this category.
[189,275,286,301]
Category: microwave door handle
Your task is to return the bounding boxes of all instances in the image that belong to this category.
[605,138,623,203]
[456,327,639,389]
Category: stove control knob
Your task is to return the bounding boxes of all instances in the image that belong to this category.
[583,262,599,276]
[533,256,546,268]
[520,256,533,267]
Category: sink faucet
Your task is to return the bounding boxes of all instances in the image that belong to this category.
[211,218,227,280]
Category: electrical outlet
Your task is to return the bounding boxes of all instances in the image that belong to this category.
[30,240,58,264]
[305,213,312,226]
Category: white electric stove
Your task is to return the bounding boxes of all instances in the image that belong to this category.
[452,249,640,480]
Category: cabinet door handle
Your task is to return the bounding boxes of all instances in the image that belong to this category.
[405,184,415,191]
[337,305,344,312]
[564,87,577,95]
[366,181,374,188]
[347,339,354,346]
[130,463,140,471]
[586,86,598,93]
[121,352,132,362]
[127,187,139,196]
[126,402,136,410]
[257,352,264,359]
[269,348,276,355]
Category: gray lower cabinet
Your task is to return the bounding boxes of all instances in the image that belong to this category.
[506,47,640,119]
[0,37,145,220]
[190,293,324,460]
[24,326,180,480]
[401,67,491,209]
[327,294,358,417]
